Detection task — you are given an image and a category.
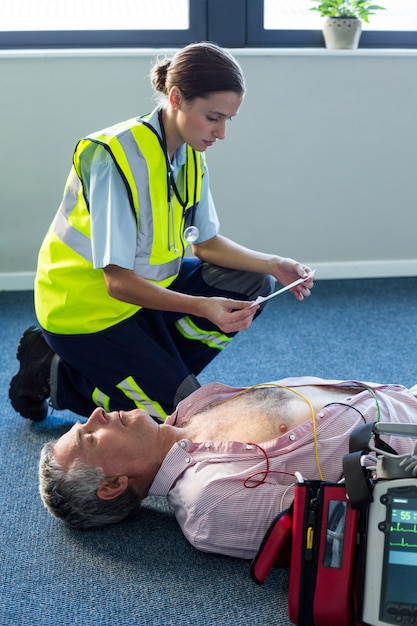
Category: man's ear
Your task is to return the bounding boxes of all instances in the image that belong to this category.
[97,475,129,501]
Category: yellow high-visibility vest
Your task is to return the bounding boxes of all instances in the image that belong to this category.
[35,116,203,334]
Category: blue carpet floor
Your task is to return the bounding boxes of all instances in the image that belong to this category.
[1,278,416,625]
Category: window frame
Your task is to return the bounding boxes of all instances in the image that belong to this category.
[1,0,416,50]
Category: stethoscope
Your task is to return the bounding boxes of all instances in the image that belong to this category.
[139,110,200,252]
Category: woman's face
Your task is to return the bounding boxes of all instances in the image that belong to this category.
[173,90,243,152]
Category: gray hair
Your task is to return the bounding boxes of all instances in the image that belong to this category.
[39,441,142,529]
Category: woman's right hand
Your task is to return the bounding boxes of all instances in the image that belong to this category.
[198,297,260,334]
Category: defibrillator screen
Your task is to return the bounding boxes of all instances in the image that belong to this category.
[380,488,417,620]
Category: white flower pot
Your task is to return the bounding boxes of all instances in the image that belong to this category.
[322,17,362,49]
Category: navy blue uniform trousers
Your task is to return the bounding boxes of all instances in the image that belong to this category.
[44,258,274,419]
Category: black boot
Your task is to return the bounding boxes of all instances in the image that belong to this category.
[9,326,54,422]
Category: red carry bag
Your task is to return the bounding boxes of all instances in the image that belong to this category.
[311,483,359,626]
[250,507,293,585]
[287,480,360,626]
[287,479,321,625]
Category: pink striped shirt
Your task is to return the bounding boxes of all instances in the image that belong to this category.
[148,377,417,559]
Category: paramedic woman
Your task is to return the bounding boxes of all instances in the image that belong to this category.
[9,42,314,424]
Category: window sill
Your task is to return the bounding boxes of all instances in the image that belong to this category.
[1,47,417,60]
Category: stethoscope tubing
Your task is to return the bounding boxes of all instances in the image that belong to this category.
[140,110,200,248]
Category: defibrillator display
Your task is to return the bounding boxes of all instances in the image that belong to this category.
[362,480,417,626]
[379,488,417,623]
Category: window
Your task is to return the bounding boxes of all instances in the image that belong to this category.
[264,0,417,31]
[1,0,416,49]
[0,0,190,31]
[0,0,205,48]
[248,0,417,47]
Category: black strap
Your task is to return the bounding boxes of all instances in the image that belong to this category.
[349,421,398,455]
[348,422,374,453]
[344,421,400,508]
[342,450,374,509]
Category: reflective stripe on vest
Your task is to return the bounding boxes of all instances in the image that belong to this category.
[116,376,167,421]
[92,388,111,413]
[52,205,181,282]
[35,116,203,334]
[174,316,233,350]
[68,122,202,281]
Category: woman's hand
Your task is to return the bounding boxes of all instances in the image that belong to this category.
[198,297,260,334]
[103,264,259,333]
[271,257,315,302]
[193,237,314,303]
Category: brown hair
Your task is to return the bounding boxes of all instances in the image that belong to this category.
[151,41,246,101]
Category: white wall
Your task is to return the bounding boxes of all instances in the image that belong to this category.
[1,48,416,290]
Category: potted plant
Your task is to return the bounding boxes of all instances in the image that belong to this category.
[310,0,385,49]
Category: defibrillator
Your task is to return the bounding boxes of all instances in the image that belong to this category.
[251,421,417,626]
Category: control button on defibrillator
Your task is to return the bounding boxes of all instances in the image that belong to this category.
[387,604,402,622]
[399,605,413,618]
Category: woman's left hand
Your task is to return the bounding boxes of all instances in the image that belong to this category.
[272,257,315,301]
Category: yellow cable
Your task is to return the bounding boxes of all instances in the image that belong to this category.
[213,382,324,480]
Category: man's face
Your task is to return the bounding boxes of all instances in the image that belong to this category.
[53,407,161,479]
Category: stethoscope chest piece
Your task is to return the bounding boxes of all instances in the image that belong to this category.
[184,225,200,243]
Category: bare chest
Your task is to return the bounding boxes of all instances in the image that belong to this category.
[183,385,359,444]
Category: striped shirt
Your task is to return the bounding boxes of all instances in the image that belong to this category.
[148,377,417,559]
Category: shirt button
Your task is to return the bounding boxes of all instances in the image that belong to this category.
[289,434,296,441]
[246,444,253,450]
[179,441,186,448]
[204,441,211,448]
[185,456,191,463]
[318,412,325,418]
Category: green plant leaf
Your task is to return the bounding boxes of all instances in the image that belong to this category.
[310,0,385,19]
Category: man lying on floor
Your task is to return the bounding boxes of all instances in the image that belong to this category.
[39,376,417,559]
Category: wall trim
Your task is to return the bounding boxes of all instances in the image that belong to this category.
[0,272,35,291]
[310,259,417,280]
[2,48,417,60]
[1,260,417,292]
